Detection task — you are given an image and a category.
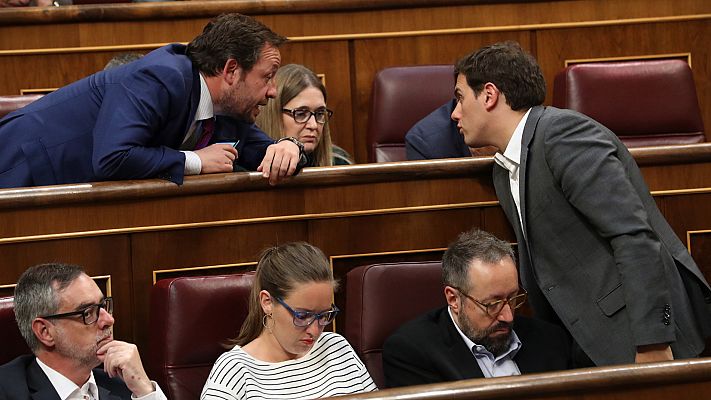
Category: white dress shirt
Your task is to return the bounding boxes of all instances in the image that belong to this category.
[493,108,532,236]
[36,357,167,400]
[180,73,214,175]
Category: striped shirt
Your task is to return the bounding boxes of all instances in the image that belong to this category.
[201,332,377,399]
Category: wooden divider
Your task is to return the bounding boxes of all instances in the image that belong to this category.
[1,144,711,353]
[1,0,709,162]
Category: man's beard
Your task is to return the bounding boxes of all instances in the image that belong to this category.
[54,326,112,369]
[215,80,256,123]
[458,314,513,357]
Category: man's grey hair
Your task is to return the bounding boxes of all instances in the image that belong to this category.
[14,263,84,352]
[442,228,516,292]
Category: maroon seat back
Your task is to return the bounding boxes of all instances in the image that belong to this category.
[367,65,455,162]
[148,273,255,400]
[0,296,32,365]
[344,261,446,388]
[0,94,43,119]
[553,59,705,147]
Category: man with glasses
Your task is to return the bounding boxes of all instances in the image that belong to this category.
[382,229,570,387]
[0,263,166,399]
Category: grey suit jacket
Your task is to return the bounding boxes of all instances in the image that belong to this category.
[493,106,711,366]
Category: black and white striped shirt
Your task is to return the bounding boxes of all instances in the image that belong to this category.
[201,332,377,399]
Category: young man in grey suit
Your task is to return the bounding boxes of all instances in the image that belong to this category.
[450,41,711,366]
[383,229,570,387]
[0,263,166,399]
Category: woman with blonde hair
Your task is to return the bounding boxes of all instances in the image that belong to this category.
[201,242,376,399]
[256,64,353,166]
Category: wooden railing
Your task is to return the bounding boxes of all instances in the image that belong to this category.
[337,359,711,400]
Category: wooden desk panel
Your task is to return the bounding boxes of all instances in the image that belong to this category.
[1,147,710,353]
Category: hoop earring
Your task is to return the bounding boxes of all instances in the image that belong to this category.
[262,313,273,333]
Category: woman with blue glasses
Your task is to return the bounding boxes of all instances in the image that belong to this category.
[201,242,376,399]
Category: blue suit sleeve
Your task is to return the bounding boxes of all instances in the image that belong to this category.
[234,123,274,171]
[405,129,429,160]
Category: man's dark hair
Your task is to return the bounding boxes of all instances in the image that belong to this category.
[14,263,84,351]
[104,52,144,70]
[186,13,287,77]
[442,228,516,292]
[454,41,545,111]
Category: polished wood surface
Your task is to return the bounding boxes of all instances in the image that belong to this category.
[337,359,711,399]
[1,145,711,354]
[0,0,709,162]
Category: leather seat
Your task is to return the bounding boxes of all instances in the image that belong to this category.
[552,59,705,147]
[0,94,43,119]
[366,65,455,162]
[147,273,255,400]
[0,296,32,365]
[344,261,447,388]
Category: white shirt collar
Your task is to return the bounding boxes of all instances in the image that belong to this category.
[36,357,98,400]
[195,73,214,122]
[494,108,532,173]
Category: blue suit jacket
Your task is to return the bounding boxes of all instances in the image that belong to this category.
[0,44,273,188]
[0,355,132,400]
[405,100,470,160]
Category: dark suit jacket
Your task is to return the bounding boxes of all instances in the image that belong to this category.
[382,307,570,388]
[405,100,470,160]
[493,106,711,366]
[0,44,274,188]
[0,355,132,400]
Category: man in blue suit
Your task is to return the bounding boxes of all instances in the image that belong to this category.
[405,99,471,160]
[0,13,303,188]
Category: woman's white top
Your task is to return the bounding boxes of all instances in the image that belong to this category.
[201,332,377,399]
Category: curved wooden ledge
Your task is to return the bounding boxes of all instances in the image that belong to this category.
[0,143,709,209]
[337,358,711,399]
[0,156,491,208]
[0,0,540,25]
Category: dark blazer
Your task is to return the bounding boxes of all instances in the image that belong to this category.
[382,307,570,388]
[493,106,711,366]
[0,44,274,188]
[405,100,470,160]
[0,355,132,400]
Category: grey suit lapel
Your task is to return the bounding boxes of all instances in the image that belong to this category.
[518,105,545,238]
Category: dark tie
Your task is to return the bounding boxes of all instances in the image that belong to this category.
[194,118,215,150]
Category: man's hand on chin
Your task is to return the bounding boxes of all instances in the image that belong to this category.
[97,340,154,397]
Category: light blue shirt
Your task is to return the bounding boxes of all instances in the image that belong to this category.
[448,307,522,378]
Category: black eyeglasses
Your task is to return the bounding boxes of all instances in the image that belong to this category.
[274,296,339,327]
[282,108,333,124]
[453,288,527,317]
[39,297,113,325]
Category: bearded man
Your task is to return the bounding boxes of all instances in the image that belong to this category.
[383,228,571,387]
[0,263,166,399]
